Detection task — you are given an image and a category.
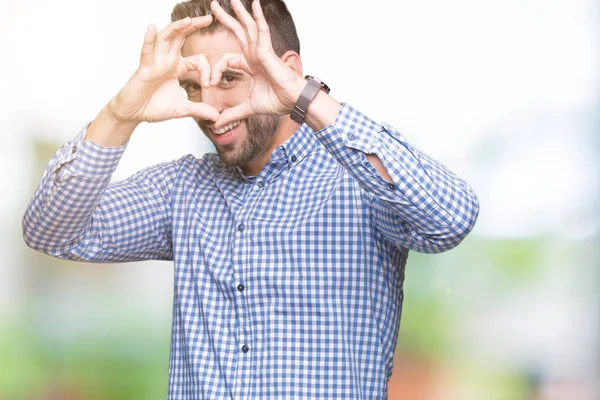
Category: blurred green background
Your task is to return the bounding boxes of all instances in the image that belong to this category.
[2,0,598,399]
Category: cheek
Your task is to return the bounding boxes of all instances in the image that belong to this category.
[223,81,252,107]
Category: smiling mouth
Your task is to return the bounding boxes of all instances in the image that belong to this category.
[211,120,242,135]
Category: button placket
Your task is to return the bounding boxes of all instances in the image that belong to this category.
[231,204,253,399]
[230,183,263,399]
[234,325,253,399]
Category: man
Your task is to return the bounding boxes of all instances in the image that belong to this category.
[23,0,479,398]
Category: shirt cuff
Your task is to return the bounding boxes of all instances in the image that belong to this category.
[314,102,378,152]
[313,102,399,198]
[56,121,127,179]
[313,103,454,227]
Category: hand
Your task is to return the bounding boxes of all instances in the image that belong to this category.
[210,0,305,128]
[109,16,220,124]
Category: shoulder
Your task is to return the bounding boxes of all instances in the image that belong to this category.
[120,152,219,189]
[176,152,220,177]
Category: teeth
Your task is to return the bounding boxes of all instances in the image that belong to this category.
[213,120,241,135]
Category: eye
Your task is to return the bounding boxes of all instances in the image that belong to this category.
[181,83,201,100]
[220,75,237,86]
[183,83,201,94]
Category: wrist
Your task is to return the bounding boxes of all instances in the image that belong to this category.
[107,94,142,126]
[287,75,307,112]
[289,76,341,131]
[85,103,139,147]
[303,90,342,132]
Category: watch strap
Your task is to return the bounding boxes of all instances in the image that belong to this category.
[290,78,323,124]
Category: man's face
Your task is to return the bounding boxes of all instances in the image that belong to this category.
[180,29,279,168]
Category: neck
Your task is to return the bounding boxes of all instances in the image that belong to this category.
[240,116,300,176]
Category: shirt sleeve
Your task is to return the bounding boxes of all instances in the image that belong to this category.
[313,103,480,253]
[22,123,181,262]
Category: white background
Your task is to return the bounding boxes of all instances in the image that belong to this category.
[1,0,599,397]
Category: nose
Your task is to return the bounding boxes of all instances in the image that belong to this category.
[195,87,226,128]
[200,87,225,113]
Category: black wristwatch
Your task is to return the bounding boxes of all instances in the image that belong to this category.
[290,76,331,124]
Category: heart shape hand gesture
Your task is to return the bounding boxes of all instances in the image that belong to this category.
[208,0,305,129]
[109,0,304,131]
[110,16,221,124]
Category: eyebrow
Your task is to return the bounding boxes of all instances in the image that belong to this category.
[222,69,245,77]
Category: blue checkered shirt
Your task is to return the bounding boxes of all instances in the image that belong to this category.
[23,104,479,399]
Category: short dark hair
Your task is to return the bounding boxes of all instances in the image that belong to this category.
[171,0,300,57]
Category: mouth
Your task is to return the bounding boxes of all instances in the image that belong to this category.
[211,120,242,135]
[209,120,242,146]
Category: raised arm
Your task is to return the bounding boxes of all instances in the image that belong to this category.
[207,0,479,253]
[23,15,219,261]
[312,105,479,253]
[22,131,186,262]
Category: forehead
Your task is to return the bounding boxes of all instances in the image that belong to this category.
[181,29,242,64]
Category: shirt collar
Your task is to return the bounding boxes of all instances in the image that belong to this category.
[234,122,319,182]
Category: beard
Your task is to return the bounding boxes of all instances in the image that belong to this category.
[200,114,280,168]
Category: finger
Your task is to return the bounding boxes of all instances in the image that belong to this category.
[165,16,214,59]
[181,54,212,88]
[166,18,195,40]
[231,0,258,44]
[169,15,213,39]
[158,17,192,40]
[215,102,253,128]
[210,53,252,86]
[177,100,220,121]
[139,24,157,66]
[158,17,192,42]
[253,0,270,36]
[210,0,248,49]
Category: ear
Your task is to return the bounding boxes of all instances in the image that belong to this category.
[280,51,303,77]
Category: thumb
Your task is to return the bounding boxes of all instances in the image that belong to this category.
[176,100,220,122]
[215,102,253,129]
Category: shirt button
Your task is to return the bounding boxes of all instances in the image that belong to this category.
[291,155,297,163]
[348,133,356,141]
[241,344,249,353]
[237,224,246,232]
[387,183,396,191]
[237,283,245,292]
[257,181,264,188]
[72,146,77,154]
